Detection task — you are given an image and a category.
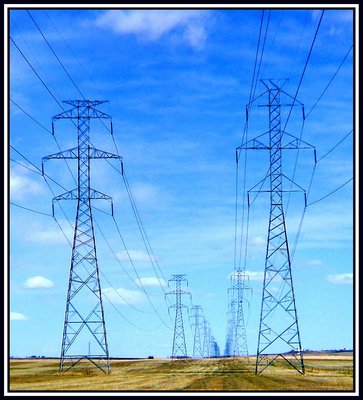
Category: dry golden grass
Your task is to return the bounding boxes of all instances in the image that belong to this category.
[8,354,354,393]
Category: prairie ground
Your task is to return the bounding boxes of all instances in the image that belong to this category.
[8,353,354,393]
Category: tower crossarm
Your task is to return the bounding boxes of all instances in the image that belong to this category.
[89,189,113,202]
[89,147,121,159]
[237,132,315,153]
[43,147,78,161]
[53,101,111,121]
[167,304,189,310]
[51,188,113,203]
[52,188,78,202]
[51,188,114,216]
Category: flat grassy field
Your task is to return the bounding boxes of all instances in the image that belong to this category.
[8,353,354,393]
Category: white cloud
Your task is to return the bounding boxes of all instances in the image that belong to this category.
[116,249,152,262]
[244,270,264,281]
[306,259,323,267]
[135,276,167,287]
[103,287,144,305]
[95,10,209,48]
[10,168,44,201]
[131,183,159,205]
[23,276,54,289]
[26,222,73,245]
[10,312,28,321]
[250,236,266,247]
[326,273,353,285]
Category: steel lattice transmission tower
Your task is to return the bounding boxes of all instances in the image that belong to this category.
[237,80,315,374]
[211,336,220,358]
[189,305,204,358]
[166,274,191,358]
[202,319,211,357]
[231,268,249,357]
[43,100,122,373]
[224,269,250,357]
[223,301,235,357]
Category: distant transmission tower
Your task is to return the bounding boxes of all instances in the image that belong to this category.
[211,336,220,358]
[223,302,235,357]
[190,305,204,358]
[43,100,122,373]
[237,79,315,374]
[224,269,250,357]
[231,269,249,357]
[202,319,211,358]
[166,274,191,358]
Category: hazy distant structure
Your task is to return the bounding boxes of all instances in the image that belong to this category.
[237,79,315,374]
[43,100,121,373]
[202,319,212,357]
[224,268,250,357]
[223,301,235,357]
[231,269,249,357]
[211,337,220,358]
[190,305,204,358]
[166,274,191,358]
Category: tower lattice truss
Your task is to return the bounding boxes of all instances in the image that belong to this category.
[237,80,315,374]
[43,100,122,373]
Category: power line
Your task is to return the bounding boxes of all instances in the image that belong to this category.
[28,10,114,138]
[235,10,270,269]
[305,44,353,119]
[25,11,169,305]
[99,269,156,316]
[27,10,86,100]
[103,297,164,332]
[11,143,159,334]
[317,129,353,162]
[307,178,353,206]
[94,218,157,296]
[10,36,165,316]
[44,10,104,97]
[10,201,53,217]
[282,10,325,134]
[282,12,324,216]
[123,171,169,289]
[10,98,53,134]
[10,157,42,176]
[239,10,271,148]
[9,41,78,186]
[10,36,65,111]
[10,144,163,331]
[10,99,170,326]
[12,14,168,304]
[112,215,172,330]
[10,144,69,192]
[249,10,271,118]
[52,213,159,332]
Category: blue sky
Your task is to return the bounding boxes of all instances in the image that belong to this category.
[7,6,356,359]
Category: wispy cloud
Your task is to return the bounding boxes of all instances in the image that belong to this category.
[23,276,54,289]
[306,259,323,267]
[135,276,167,287]
[94,10,210,48]
[250,236,266,247]
[130,183,160,205]
[326,273,353,285]
[10,312,28,321]
[10,167,44,201]
[244,270,264,281]
[103,287,145,305]
[116,249,153,262]
[25,222,73,245]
